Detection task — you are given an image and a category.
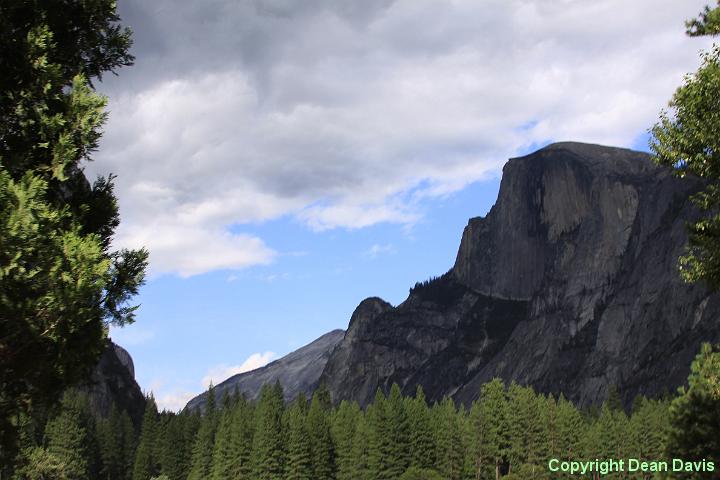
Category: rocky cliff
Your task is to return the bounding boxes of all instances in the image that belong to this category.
[81,341,146,426]
[320,142,720,407]
[186,329,345,411]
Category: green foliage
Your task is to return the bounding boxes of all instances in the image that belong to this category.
[686,1,720,36]
[284,398,313,480]
[469,378,509,480]
[406,385,435,470]
[398,465,444,480]
[251,383,286,479]
[11,351,720,480]
[0,0,147,464]
[330,400,359,480]
[307,390,336,480]
[97,404,136,480]
[210,393,254,479]
[133,397,159,480]
[665,343,720,478]
[651,3,720,289]
[187,385,219,480]
[15,446,70,480]
[42,390,98,480]
[433,397,464,480]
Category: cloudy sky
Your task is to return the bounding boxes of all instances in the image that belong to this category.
[90,0,714,411]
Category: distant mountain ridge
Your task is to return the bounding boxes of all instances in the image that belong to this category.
[186,329,344,411]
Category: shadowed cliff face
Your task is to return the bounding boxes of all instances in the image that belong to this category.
[320,142,720,407]
[81,341,146,426]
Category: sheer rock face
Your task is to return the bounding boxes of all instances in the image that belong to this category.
[82,341,145,426]
[320,142,720,407]
[185,329,345,411]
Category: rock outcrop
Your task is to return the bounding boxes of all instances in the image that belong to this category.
[320,142,720,407]
[186,329,344,411]
[81,341,146,426]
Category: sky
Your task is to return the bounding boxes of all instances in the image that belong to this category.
[86,0,715,411]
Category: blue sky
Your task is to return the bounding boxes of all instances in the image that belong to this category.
[93,0,713,410]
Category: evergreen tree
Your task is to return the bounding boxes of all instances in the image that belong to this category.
[133,396,160,480]
[651,1,720,288]
[251,383,286,479]
[0,1,148,463]
[209,394,254,480]
[43,390,97,480]
[349,413,373,480]
[120,409,137,480]
[284,398,313,480]
[555,394,582,462]
[433,397,464,480]
[665,343,720,478]
[307,390,335,480]
[97,403,135,480]
[398,465,445,480]
[15,446,70,480]
[384,384,411,478]
[158,413,187,480]
[179,409,202,479]
[187,384,219,480]
[330,400,359,480]
[366,388,389,479]
[628,397,669,466]
[469,378,509,480]
[209,407,234,480]
[406,386,435,470]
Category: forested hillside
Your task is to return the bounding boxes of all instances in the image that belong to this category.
[9,342,720,480]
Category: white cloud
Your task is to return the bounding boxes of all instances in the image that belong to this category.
[201,351,277,388]
[88,0,715,277]
[146,351,277,411]
[365,243,396,259]
[155,390,197,412]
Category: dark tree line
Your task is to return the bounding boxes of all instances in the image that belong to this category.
[7,342,720,480]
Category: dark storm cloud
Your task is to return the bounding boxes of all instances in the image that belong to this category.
[89,0,714,277]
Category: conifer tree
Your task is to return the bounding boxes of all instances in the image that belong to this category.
[665,343,720,477]
[98,403,135,480]
[43,390,97,480]
[158,413,187,480]
[469,378,509,480]
[651,1,720,288]
[179,409,202,479]
[366,388,389,479]
[406,386,435,470]
[307,390,336,480]
[506,383,530,471]
[505,385,549,475]
[284,398,313,480]
[133,396,160,480]
[540,394,559,461]
[251,383,286,479]
[209,407,234,480]
[555,394,582,461]
[0,1,148,463]
[384,383,411,478]
[628,397,669,465]
[187,384,219,480]
[209,394,254,480]
[433,397,464,480]
[398,465,445,480]
[330,400,359,480]
[349,413,373,480]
